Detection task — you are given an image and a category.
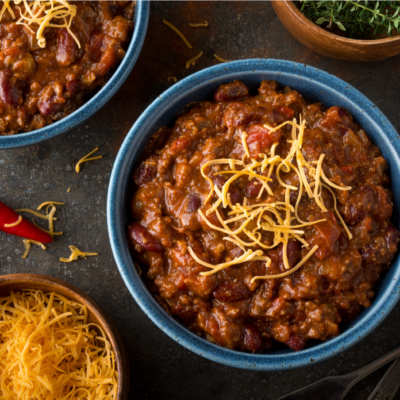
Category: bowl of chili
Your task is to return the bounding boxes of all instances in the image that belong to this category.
[107,59,400,370]
[0,0,149,149]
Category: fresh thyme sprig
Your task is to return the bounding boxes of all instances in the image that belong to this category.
[300,1,400,39]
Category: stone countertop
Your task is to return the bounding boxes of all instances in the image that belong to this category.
[1,2,400,399]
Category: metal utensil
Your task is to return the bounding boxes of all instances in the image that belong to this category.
[277,346,400,400]
[367,358,400,400]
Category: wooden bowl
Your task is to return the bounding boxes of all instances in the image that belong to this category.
[272,0,400,62]
[0,273,129,399]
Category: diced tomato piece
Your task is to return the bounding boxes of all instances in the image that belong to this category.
[307,212,341,259]
[278,106,294,119]
[246,124,282,158]
[340,166,353,176]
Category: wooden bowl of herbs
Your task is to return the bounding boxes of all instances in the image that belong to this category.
[272,0,400,62]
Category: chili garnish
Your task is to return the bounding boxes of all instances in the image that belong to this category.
[0,201,52,243]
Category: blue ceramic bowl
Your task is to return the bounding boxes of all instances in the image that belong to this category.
[107,59,400,370]
[0,1,149,149]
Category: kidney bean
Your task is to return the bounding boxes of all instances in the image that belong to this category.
[92,36,118,77]
[0,69,18,106]
[385,225,400,253]
[38,94,61,116]
[342,186,375,225]
[128,222,164,252]
[89,32,105,63]
[214,80,249,102]
[186,194,201,213]
[286,334,306,351]
[338,107,355,129]
[213,280,251,302]
[212,175,240,204]
[66,80,80,97]
[56,28,77,67]
[277,239,300,272]
[245,179,262,198]
[242,323,262,353]
[135,162,157,186]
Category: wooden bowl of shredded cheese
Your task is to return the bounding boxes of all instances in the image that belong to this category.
[0,274,128,399]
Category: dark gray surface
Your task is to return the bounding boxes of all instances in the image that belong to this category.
[1,2,400,399]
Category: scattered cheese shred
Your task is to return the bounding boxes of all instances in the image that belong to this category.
[4,215,22,228]
[16,208,57,220]
[162,19,192,48]
[0,1,80,49]
[32,220,63,236]
[76,147,103,173]
[22,239,46,259]
[60,245,97,262]
[168,76,177,82]
[67,187,71,192]
[189,117,352,281]
[186,51,203,69]
[214,54,229,63]
[19,202,65,257]
[189,21,208,27]
[37,201,65,210]
[0,289,118,398]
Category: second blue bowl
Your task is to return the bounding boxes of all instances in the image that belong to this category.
[0,0,149,149]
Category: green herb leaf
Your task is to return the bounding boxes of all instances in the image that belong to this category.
[300,0,400,39]
[335,21,347,31]
[315,17,328,25]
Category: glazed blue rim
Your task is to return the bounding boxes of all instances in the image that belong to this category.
[107,59,400,371]
[0,0,149,149]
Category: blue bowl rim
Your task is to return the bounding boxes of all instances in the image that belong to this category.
[107,58,400,371]
[0,0,149,149]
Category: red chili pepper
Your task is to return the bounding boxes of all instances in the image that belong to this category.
[0,201,52,243]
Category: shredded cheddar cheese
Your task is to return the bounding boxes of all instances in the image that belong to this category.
[32,220,63,236]
[0,1,80,49]
[189,21,208,27]
[22,239,46,259]
[67,187,71,192]
[168,76,177,82]
[189,118,352,282]
[18,201,65,258]
[76,147,103,173]
[214,54,229,63]
[37,201,65,210]
[186,51,203,69]
[162,19,192,48]
[60,245,97,262]
[4,215,22,228]
[0,289,118,398]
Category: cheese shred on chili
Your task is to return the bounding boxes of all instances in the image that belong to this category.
[0,1,80,49]
[189,118,352,281]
